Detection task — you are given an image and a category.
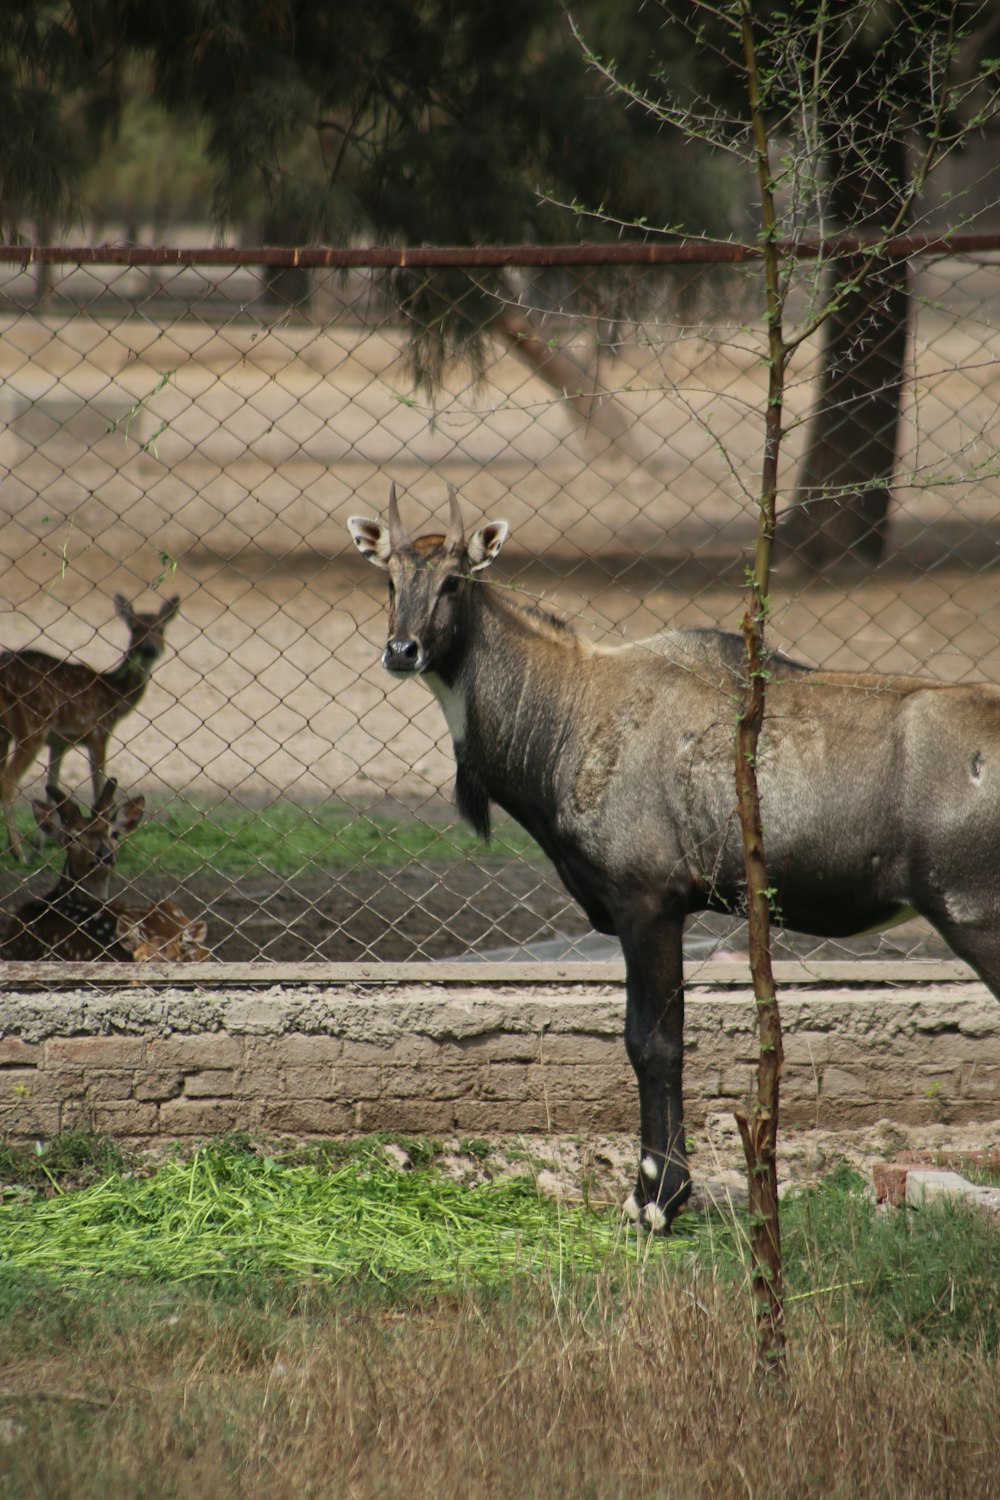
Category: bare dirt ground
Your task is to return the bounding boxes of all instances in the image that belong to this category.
[406,1120,1000,1212]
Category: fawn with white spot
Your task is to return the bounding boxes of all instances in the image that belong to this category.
[0,780,208,962]
[0,594,180,860]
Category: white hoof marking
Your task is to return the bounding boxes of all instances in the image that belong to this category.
[642,1202,667,1233]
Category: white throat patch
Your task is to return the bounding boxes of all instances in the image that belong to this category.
[424,672,468,746]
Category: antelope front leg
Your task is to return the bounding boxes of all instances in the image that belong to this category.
[620,913,690,1232]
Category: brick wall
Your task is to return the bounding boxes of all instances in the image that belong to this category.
[1,980,998,1143]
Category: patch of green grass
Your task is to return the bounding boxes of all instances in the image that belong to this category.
[0,1129,131,1198]
[736,1164,1000,1351]
[1,799,544,880]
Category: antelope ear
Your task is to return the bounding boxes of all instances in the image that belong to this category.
[467,521,509,573]
[348,516,392,569]
[114,594,133,624]
[159,595,181,622]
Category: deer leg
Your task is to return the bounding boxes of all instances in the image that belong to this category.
[46,737,68,798]
[85,736,108,809]
[0,734,46,861]
[619,908,690,1232]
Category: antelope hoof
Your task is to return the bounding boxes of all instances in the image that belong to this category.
[621,1155,691,1234]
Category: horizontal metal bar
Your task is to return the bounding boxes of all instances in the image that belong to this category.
[0,959,977,989]
[1,234,1000,270]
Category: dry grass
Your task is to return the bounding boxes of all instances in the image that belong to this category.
[0,1268,997,1499]
[1,1142,998,1498]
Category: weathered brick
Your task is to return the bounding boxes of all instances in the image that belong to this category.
[872,1162,909,1205]
[44,1067,88,1100]
[537,1035,619,1067]
[537,1067,623,1105]
[781,1032,832,1066]
[46,1037,145,1068]
[282,1064,337,1100]
[268,1036,343,1066]
[340,1035,442,1063]
[390,1065,476,1100]
[232,1065,283,1102]
[331,1064,382,1100]
[148,1036,243,1069]
[354,1099,455,1133]
[88,1100,159,1136]
[135,1071,184,1102]
[0,1037,40,1067]
[159,1098,243,1135]
[183,1069,236,1099]
[820,1066,869,1098]
[84,1071,139,1102]
[452,1101,552,1132]
[0,1098,60,1137]
[960,1064,1000,1098]
[459,1033,549,1063]
[259,1099,354,1134]
[480,1063,542,1103]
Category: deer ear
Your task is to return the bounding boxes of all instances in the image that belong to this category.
[114,796,145,838]
[348,516,392,569]
[160,596,181,622]
[467,521,509,573]
[32,798,61,836]
[114,594,133,623]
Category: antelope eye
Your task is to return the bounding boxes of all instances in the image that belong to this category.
[440,575,461,597]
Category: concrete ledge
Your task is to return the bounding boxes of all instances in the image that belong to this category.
[0,980,998,1142]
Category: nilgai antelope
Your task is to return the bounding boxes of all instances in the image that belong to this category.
[0,781,208,962]
[350,485,1000,1232]
[0,594,180,860]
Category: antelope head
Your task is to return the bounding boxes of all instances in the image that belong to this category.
[348,484,507,676]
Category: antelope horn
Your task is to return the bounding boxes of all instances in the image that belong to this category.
[386,482,407,550]
[445,484,464,551]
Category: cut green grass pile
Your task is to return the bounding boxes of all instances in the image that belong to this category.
[0,1139,679,1289]
[2,799,542,879]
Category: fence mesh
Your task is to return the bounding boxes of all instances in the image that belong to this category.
[1,244,998,968]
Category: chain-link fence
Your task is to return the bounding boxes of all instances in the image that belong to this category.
[1,241,999,971]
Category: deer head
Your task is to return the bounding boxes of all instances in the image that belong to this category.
[31,779,145,901]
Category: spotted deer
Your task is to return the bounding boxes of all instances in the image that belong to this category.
[0,594,180,860]
[350,484,1000,1232]
[0,781,208,962]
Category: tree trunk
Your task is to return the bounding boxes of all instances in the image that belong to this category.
[780,112,910,568]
